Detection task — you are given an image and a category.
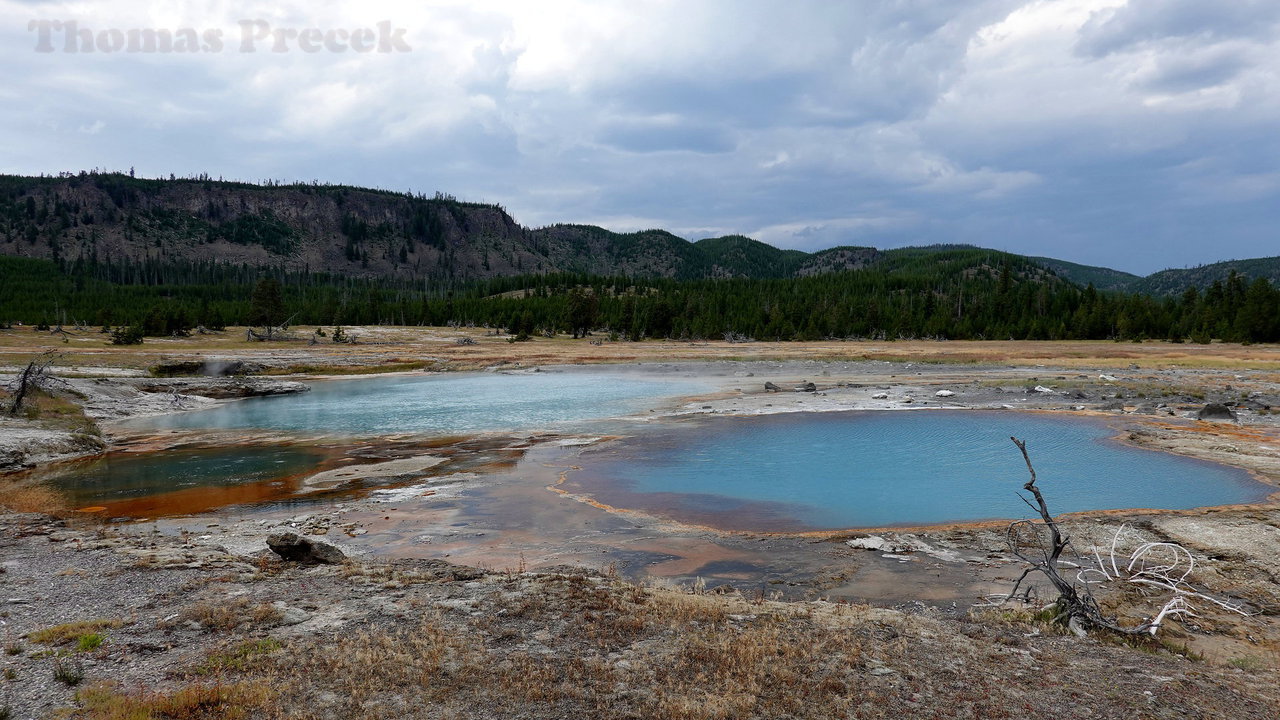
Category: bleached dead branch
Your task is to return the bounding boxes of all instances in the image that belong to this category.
[1072,524,1251,635]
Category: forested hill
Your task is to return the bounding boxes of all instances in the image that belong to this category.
[1,172,1277,296]
[1028,257,1140,293]
[1130,257,1280,296]
[0,172,977,282]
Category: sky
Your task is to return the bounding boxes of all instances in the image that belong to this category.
[2,1,1278,275]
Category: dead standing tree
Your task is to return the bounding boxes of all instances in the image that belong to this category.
[991,437,1251,637]
[5,352,68,416]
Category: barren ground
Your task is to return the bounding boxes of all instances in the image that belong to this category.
[2,326,1280,718]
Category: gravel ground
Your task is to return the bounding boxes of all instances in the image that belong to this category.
[2,510,1279,720]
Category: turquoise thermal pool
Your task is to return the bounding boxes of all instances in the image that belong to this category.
[133,371,711,436]
[565,410,1272,530]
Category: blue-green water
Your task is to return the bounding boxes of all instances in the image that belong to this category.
[135,372,710,436]
[572,411,1272,530]
[45,447,323,506]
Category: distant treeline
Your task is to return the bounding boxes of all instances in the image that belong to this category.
[1,250,1278,343]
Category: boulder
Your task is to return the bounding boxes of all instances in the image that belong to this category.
[266,531,346,564]
[764,381,781,392]
[871,392,889,400]
[795,382,817,392]
[1196,403,1238,421]
[934,390,955,397]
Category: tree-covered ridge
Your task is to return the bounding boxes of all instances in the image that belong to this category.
[1024,257,1140,292]
[4,171,1277,296]
[3,248,1277,343]
[1131,256,1280,296]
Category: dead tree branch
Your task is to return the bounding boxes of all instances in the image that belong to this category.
[984,437,1252,637]
[5,352,68,415]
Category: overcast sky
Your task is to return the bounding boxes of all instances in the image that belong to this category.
[3,1,1278,274]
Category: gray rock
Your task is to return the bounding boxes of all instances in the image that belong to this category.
[272,601,312,626]
[266,531,346,564]
[764,381,781,392]
[1196,403,1238,421]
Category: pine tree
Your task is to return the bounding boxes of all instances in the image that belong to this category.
[248,277,284,328]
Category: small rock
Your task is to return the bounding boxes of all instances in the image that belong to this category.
[934,390,955,397]
[865,660,898,676]
[1196,403,1238,421]
[871,392,889,400]
[266,531,346,564]
[273,601,312,626]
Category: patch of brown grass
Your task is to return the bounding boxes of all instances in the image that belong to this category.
[190,639,283,676]
[10,388,100,435]
[75,680,274,720]
[70,567,1280,720]
[174,598,281,632]
[28,619,123,646]
[0,482,67,513]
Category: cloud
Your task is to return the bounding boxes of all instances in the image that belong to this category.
[596,117,736,154]
[1076,0,1280,57]
[0,0,1277,274]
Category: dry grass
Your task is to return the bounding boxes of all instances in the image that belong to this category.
[4,326,1279,375]
[75,681,274,720]
[28,620,123,647]
[173,598,281,632]
[0,482,67,513]
[191,639,282,676]
[50,567,1280,720]
[3,388,99,435]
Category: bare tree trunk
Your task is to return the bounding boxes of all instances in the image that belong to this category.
[1004,437,1113,634]
[6,352,62,416]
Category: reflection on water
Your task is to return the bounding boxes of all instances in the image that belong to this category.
[34,436,535,519]
[41,447,326,518]
[131,371,711,436]
[568,411,1273,530]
